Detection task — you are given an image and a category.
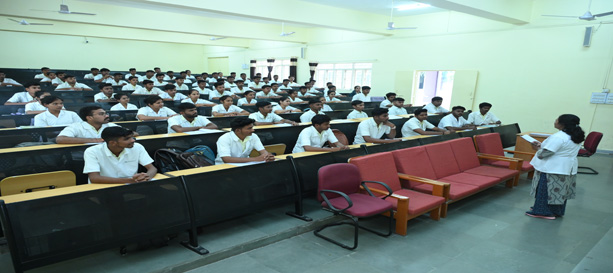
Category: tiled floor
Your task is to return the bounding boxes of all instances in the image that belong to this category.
[1,153,611,273]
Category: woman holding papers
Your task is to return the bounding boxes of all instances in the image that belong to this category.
[526,114,585,220]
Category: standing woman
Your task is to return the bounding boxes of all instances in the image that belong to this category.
[527,114,585,219]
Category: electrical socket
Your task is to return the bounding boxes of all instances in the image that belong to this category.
[603,88,610,93]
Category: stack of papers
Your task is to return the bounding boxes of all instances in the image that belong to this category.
[521,135,540,144]
[184,129,224,135]
[529,133,552,138]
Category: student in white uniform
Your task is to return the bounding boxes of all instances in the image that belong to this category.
[346,100,368,119]
[279,79,292,91]
[34,67,50,79]
[107,73,128,86]
[39,71,55,84]
[178,72,192,84]
[248,76,265,91]
[305,82,321,95]
[238,73,251,84]
[0,71,22,86]
[163,71,176,81]
[271,75,280,84]
[136,95,178,121]
[423,96,449,114]
[299,99,327,123]
[33,96,82,126]
[153,73,168,87]
[4,82,39,105]
[56,105,120,144]
[231,80,251,95]
[237,90,257,106]
[215,117,274,164]
[249,101,298,126]
[50,72,65,86]
[325,90,342,102]
[351,86,372,102]
[401,109,451,137]
[256,85,281,99]
[437,106,476,131]
[271,83,286,95]
[318,96,334,112]
[83,127,157,184]
[122,76,143,92]
[210,82,236,100]
[212,95,249,117]
[132,80,164,95]
[192,80,210,96]
[141,70,156,82]
[388,97,409,116]
[297,86,316,98]
[273,96,302,114]
[380,92,396,108]
[467,102,501,125]
[25,91,52,114]
[181,89,216,107]
[110,93,138,111]
[224,76,238,90]
[124,68,142,81]
[293,115,348,153]
[287,90,305,104]
[94,83,116,103]
[160,84,188,102]
[174,77,190,91]
[353,108,401,144]
[288,76,300,87]
[83,68,101,80]
[96,68,112,83]
[167,103,218,133]
[55,75,93,91]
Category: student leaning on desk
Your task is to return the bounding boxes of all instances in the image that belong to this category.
[214,117,275,165]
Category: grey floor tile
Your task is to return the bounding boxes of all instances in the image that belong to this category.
[186,253,280,273]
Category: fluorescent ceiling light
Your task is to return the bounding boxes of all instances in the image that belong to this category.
[396,3,431,11]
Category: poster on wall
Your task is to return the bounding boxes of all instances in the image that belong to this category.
[590,92,608,104]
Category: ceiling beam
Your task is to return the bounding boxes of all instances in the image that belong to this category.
[418,0,532,25]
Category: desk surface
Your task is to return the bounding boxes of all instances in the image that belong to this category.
[274,151,331,160]
[163,164,237,176]
[0,184,120,204]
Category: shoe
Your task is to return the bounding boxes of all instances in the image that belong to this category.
[525,212,556,220]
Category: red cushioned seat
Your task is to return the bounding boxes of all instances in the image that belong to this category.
[448,137,519,184]
[322,193,393,217]
[424,142,462,178]
[473,133,505,164]
[439,172,501,189]
[464,165,518,181]
[490,160,534,172]
[412,181,480,200]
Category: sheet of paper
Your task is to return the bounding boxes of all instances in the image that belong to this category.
[529,133,552,138]
[227,161,267,167]
[521,135,540,144]
[330,119,357,124]
[387,115,403,120]
[273,123,292,127]
[184,129,224,135]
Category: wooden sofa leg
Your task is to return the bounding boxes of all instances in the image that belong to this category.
[429,207,441,221]
[527,170,535,179]
[395,199,409,236]
[505,179,513,188]
[440,203,448,218]
[513,174,520,187]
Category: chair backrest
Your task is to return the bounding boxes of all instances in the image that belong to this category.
[392,146,438,181]
[0,170,76,196]
[332,129,349,146]
[317,163,362,202]
[447,138,481,171]
[249,143,287,157]
[473,133,505,164]
[583,132,603,155]
[424,141,462,178]
[349,152,402,192]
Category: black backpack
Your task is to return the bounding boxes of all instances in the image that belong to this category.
[154,148,184,173]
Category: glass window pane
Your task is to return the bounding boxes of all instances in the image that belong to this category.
[334,70,343,87]
[354,63,372,69]
[335,63,352,69]
[316,70,325,85]
[318,64,334,69]
[344,70,353,90]
[363,70,372,86]
[355,70,363,86]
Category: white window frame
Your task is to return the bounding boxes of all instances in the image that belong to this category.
[254,59,291,81]
[314,63,372,90]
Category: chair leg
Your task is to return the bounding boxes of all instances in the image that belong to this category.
[314,216,359,250]
[578,166,598,175]
[358,209,394,237]
[527,170,535,179]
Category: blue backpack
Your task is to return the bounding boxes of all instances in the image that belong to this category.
[184,145,216,165]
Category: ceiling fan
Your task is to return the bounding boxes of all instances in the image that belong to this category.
[280,22,295,37]
[542,0,613,21]
[387,0,417,30]
[7,18,53,26]
[31,0,96,16]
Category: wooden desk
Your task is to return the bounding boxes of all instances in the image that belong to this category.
[164,164,237,176]
[0,184,120,204]
[514,131,551,162]
[346,143,378,149]
[401,135,436,140]
[274,151,330,160]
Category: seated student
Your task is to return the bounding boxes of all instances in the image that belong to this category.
[288,75,300,86]
[305,82,321,95]
[163,71,175,81]
[179,71,192,84]
[324,85,345,98]
[83,127,157,184]
[293,115,349,153]
[34,67,50,79]
[271,83,286,95]
[210,82,235,100]
[185,70,196,80]
[122,76,142,91]
[438,106,476,131]
[153,73,168,86]
[279,79,292,90]
[325,90,342,102]
[94,83,116,103]
[346,100,368,119]
[273,96,302,114]
[107,73,127,86]
[349,85,361,97]
[56,106,120,144]
[388,97,409,116]
[224,76,237,90]
[96,68,112,83]
[256,85,281,99]
[297,86,316,97]
[467,102,501,125]
[380,92,396,108]
[215,117,274,165]
[248,76,265,91]
[25,91,57,114]
[249,101,298,126]
[353,108,401,144]
[124,68,142,81]
[40,71,56,84]
[55,75,93,91]
[262,77,271,86]
[160,84,188,101]
[286,89,305,104]
[0,71,22,86]
[231,79,251,95]
[132,80,164,95]
[318,96,334,112]
[402,109,451,137]
[110,93,138,111]
[322,82,333,96]
[51,71,66,86]
[212,95,249,117]
[271,75,280,84]
[136,95,178,121]
[167,103,218,133]
[141,70,156,82]
[208,72,219,84]
[299,99,327,123]
[237,90,257,106]
[193,80,210,96]
[423,96,449,114]
[154,67,162,74]
[351,86,372,102]
[84,68,101,80]
[4,82,39,105]
[33,96,82,126]
[238,73,251,84]
[173,76,190,91]
[181,89,216,107]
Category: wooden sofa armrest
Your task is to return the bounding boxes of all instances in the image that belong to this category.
[398,173,450,200]
[503,149,535,156]
[477,153,523,171]
[361,186,409,201]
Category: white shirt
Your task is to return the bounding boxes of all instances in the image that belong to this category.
[209,90,234,100]
[132,87,164,95]
[352,93,371,102]
[174,83,190,91]
[289,82,300,87]
[207,78,218,84]
[299,110,326,123]
[153,80,168,87]
[181,98,215,105]
[256,91,277,98]
[40,77,52,83]
[322,104,333,112]
[160,92,188,101]
[125,74,142,80]
[237,98,257,106]
[248,82,265,90]
[84,74,103,80]
[142,75,156,82]
[107,79,127,86]
[167,115,213,134]
[58,121,119,138]
[293,126,339,153]
[388,106,408,116]
[231,86,251,94]
[163,75,175,81]
[110,103,138,111]
[212,104,244,114]
[249,112,283,123]
[193,86,210,95]
[289,97,303,103]
[122,84,142,91]
[215,132,265,165]
[423,103,448,114]
[94,92,116,102]
[136,106,177,120]
[467,111,500,125]
[346,110,368,119]
[34,110,81,127]
[51,78,64,85]
[56,82,92,90]
[530,131,581,175]
[307,87,320,94]
[25,101,46,112]
[354,118,391,144]
[83,143,153,183]
[402,118,435,137]
[1,78,21,85]
[380,100,392,108]
[6,92,34,103]
[325,97,341,102]
[438,114,469,129]
[298,92,316,97]
[272,105,297,113]
[224,82,238,89]
[279,85,292,90]
[34,73,46,79]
